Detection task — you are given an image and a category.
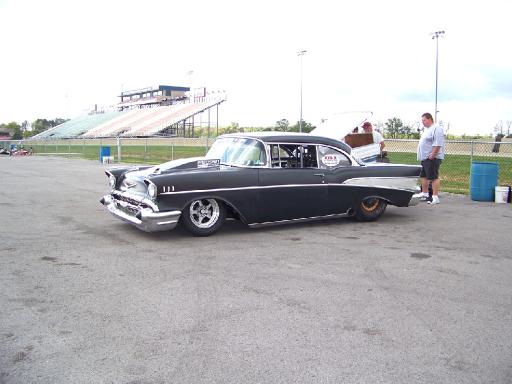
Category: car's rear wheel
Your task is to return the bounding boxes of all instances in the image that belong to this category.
[354,197,387,221]
[181,198,226,236]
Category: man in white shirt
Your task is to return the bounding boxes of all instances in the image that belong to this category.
[362,122,385,152]
[416,112,445,205]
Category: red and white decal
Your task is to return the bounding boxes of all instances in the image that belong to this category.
[321,154,340,167]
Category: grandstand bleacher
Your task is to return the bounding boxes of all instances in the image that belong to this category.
[31,85,226,139]
[32,111,124,140]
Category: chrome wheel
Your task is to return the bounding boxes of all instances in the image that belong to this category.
[189,199,221,229]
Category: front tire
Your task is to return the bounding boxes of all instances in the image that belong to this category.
[181,198,226,236]
[354,197,387,222]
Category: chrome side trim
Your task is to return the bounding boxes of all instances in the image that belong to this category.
[159,178,420,196]
[248,211,351,228]
[341,176,419,191]
[160,184,327,195]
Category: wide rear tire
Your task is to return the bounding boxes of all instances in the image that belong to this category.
[181,198,226,236]
[354,197,387,222]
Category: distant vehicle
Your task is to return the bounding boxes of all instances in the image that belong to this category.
[100,132,421,236]
[10,146,32,156]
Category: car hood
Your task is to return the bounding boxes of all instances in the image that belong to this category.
[310,111,373,141]
[127,157,208,178]
[119,157,221,193]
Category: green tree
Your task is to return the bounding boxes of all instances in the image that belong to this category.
[402,125,412,136]
[0,121,22,139]
[53,118,68,126]
[224,122,240,134]
[11,131,23,140]
[31,119,52,134]
[30,118,68,135]
[275,119,289,132]
[384,117,404,139]
[289,120,316,133]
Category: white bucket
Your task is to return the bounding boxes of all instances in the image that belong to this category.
[102,155,114,164]
[495,186,509,204]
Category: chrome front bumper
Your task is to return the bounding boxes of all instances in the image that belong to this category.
[100,195,181,232]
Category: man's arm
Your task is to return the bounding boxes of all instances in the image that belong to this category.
[429,127,444,159]
[428,146,440,160]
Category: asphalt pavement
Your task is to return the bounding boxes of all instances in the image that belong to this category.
[1,156,511,384]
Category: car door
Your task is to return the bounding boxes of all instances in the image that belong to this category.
[256,144,328,223]
[318,145,361,214]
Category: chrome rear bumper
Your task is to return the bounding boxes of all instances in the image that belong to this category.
[409,193,423,206]
[100,195,181,232]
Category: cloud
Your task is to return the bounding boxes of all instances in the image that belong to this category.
[397,90,433,103]
[1,0,512,136]
[485,67,512,99]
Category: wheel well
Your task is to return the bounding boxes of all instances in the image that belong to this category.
[359,195,392,205]
[182,196,247,224]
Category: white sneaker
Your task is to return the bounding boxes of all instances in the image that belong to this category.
[415,193,429,201]
[428,196,440,205]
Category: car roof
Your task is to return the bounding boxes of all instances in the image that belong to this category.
[219,131,352,154]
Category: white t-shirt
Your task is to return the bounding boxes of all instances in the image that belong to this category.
[372,131,384,144]
[417,124,445,160]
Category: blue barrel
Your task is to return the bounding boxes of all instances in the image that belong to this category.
[99,146,111,162]
[470,162,499,201]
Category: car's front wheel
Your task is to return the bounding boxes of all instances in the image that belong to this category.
[181,198,226,236]
[354,197,387,222]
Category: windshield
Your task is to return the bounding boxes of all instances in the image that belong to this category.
[206,137,267,167]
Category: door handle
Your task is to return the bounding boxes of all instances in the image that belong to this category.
[314,173,325,177]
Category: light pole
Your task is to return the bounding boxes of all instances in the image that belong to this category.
[431,30,445,122]
[187,70,194,92]
[297,50,307,132]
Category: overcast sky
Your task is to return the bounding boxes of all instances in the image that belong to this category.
[1,0,511,135]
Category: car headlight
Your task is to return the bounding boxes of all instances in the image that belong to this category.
[109,175,116,189]
[147,183,157,198]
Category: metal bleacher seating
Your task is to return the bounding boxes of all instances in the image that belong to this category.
[123,100,222,137]
[32,111,123,139]
[31,96,226,139]
[81,108,157,138]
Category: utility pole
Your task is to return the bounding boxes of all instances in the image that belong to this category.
[431,30,445,122]
[297,50,307,133]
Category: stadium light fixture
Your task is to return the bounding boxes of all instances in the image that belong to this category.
[297,50,307,133]
[431,30,445,122]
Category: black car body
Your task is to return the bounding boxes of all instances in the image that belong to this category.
[100,132,421,236]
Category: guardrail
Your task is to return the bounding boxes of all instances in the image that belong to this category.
[1,137,511,194]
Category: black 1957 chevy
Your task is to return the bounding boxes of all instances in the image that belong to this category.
[100,132,421,236]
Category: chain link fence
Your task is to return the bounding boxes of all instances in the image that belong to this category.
[386,139,512,194]
[2,137,511,195]
[0,137,214,164]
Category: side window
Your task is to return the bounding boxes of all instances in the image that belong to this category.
[270,144,318,168]
[302,145,318,168]
[318,146,351,169]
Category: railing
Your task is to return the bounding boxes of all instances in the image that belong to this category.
[1,137,511,194]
